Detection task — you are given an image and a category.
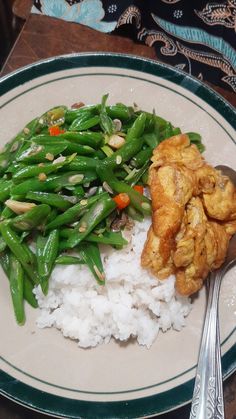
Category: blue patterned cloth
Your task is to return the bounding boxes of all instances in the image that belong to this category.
[32,0,236,92]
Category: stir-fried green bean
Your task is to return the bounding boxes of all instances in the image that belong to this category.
[79,242,105,285]
[36,230,59,294]
[46,192,106,230]
[26,191,75,210]
[0,222,39,284]
[67,193,116,248]
[55,255,85,265]
[9,253,25,325]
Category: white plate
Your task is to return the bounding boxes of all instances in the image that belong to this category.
[0,53,235,418]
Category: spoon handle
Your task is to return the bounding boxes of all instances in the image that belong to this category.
[189,270,225,419]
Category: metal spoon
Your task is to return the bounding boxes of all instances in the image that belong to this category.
[189,165,236,419]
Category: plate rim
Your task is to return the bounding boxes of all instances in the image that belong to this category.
[0,52,235,418]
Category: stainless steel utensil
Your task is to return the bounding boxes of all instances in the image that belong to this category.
[189,165,236,419]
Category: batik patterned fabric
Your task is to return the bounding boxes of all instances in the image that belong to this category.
[32,0,236,92]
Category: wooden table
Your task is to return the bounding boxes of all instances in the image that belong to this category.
[0,10,236,419]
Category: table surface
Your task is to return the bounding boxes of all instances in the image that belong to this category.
[0,10,236,419]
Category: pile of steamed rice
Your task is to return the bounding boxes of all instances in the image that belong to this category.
[34,219,192,348]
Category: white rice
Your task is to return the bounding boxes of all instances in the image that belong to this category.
[34,219,192,348]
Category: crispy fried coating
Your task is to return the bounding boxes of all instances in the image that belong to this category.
[141,134,236,296]
[141,226,175,279]
[150,134,204,170]
[148,164,194,263]
[174,197,208,295]
[202,172,236,220]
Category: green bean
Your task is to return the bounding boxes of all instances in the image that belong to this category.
[58,240,70,252]
[103,135,144,169]
[0,180,12,202]
[65,156,99,172]
[87,231,128,246]
[114,168,128,180]
[46,193,106,230]
[9,253,25,325]
[143,132,160,149]
[101,145,114,157]
[31,136,95,156]
[26,192,75,210]
[5,163,23,175]
[9,204,51,231]
[2,239,36,308]
[162,122,174,139]
[60,131,103,148]
[97,165,151,216]
[0,117,44,175]
[69,114,100,131]
[19,231,30,243]
[82,170,98,184]
[0,222,39,284]
[16,143,67,163]
[172,127,181,136]
[79,242,105,284]
[0,236,7,252]
[55,255,85,265]
[13,153,76,180]
[60,228,128,246]
[106,104,133,121]
[11,171,86,196]
[13,141,31,162]
[126,205,144,222]
[1,206,14,220]
[94,149,106,160]
[141,112,168,131]
[141,169,149,185]
[65,105,99,124]
[100,94,114,135]
[36,230,59,294]
[0,250,10,275]
[130,148,152,168]
[126,161,150,186]
[126,113,146,142]
[46,106,66,126]
[23,276,38,308]
[0,248,38,308]
[67,193,116,248]
[44,208,58,226]
[67,185,85,198]
[187,132,205,152]
[65,171,98,188]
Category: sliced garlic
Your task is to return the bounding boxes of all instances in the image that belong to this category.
[5,199,36,215]
[108,134,125,150]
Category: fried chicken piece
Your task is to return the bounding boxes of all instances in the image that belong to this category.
[206,221,231,269]
[150,134,204,171]
[195,164,218,194]
[141,133,236,296]
[174,199,231,295]
[141,226,175,279]
[148,164,196,264]
[141,134,200,275]
[202,171,236,220]
[174,197,208,295]
[221,219,236,236]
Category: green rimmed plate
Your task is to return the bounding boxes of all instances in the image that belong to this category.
[0,53,235,419]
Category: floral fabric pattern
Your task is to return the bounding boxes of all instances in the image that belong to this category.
[32,0,236,91]
[32,0,117,32]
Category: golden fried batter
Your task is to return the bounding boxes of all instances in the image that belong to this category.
[141,134,236,296]
[141,226,175,279]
